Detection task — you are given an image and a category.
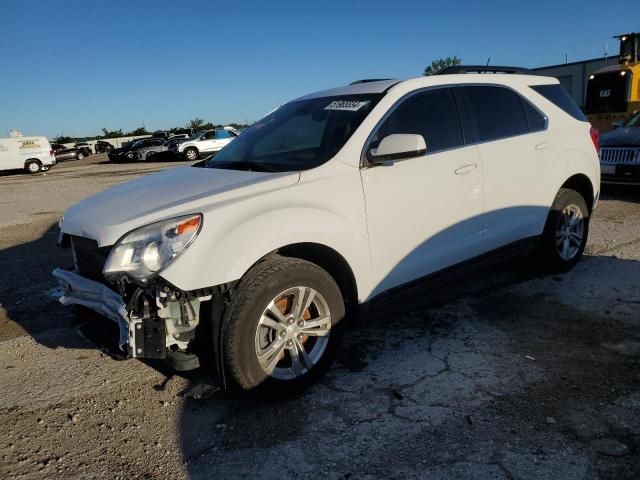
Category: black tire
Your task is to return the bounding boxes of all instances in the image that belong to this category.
[537,188,589,272]
[77,152,84,161]
[184,147,199,161]
[223,256,346,392]
[25,160,42,174]
[145,151,157,161]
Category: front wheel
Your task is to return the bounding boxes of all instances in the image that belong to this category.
[538,188,589,272]
[184,148,199,161]
[76,152,84,161]
[223,257,345,391]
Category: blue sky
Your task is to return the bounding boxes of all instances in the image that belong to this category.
[1,0,638,138]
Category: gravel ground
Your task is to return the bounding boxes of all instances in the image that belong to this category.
[1,155,639,479]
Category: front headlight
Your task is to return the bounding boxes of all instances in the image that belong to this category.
[103,214,202,283]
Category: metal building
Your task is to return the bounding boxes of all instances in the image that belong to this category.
[533,56,619,109]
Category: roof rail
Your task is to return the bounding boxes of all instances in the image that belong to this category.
[438,65,534,75]
[349,78,392,85]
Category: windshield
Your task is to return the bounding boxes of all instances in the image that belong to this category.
[202,94,383,172]
[626,112,640,127]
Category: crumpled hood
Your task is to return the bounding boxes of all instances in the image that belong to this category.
[600,127,640,147]
[61,166,299,246]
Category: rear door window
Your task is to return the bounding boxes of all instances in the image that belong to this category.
[215,130,234,139]
[458,86,529,143]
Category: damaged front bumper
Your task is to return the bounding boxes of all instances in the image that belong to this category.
[53,268,130,348]
[52,268,210,368]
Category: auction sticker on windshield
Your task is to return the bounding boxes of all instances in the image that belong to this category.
[324,100,370,111]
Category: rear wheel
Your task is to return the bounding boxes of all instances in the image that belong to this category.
[538,188,589,272]
[25,160,42,174]
[145,151,157,161]
[184,147,199,161]
[223,257,345,391]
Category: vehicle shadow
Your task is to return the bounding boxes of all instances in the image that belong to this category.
[600,183,640,203]
[173,205,640,477]
[0,168,46,178]
[0,221,119,349]
[176,253,640,478]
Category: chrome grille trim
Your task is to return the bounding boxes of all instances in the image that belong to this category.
[599,147,640,164]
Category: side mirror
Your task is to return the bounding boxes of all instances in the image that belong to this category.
[612,121,625,129]
[368,134,427,164]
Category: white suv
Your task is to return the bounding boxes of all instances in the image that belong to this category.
[54,68,600,391]
[173,127,239,160]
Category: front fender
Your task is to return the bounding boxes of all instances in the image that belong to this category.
[160,160,371,300]
[161,206,371,300]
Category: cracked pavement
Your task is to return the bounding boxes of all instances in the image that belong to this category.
[1,156,639,479]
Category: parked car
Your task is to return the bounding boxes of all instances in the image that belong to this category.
[152,131,193,140]
[168,134,190,141]
[75,142,92,157]
[171,128,239,160]
[108,138,166,162]
[0,136,56,173]
[95,141,114,154]
[51,143,86,162]
[135,138,185,161]
[54,69,599,392]
[599,111,640,184]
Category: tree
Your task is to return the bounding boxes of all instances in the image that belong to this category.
[53,135,74,144]
[101,128,123,138]
[129,127,149,136]
[423,56,461,76]
[187,118,205,131]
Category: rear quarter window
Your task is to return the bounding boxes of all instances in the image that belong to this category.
[521,100,547,132]
[530,84,587,121]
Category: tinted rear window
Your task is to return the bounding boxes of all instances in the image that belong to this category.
[530,84,587,121]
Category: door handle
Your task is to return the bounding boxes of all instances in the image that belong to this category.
[455,163,478,175]
[535,142,550,151]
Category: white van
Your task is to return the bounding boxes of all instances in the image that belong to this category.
[0,136,56,174]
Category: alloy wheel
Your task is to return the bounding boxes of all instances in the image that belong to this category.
[254,286,331,380]
[556,204,584,261]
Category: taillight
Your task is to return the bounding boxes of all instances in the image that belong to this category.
[50,149,54,156]
[589,126,599,152]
